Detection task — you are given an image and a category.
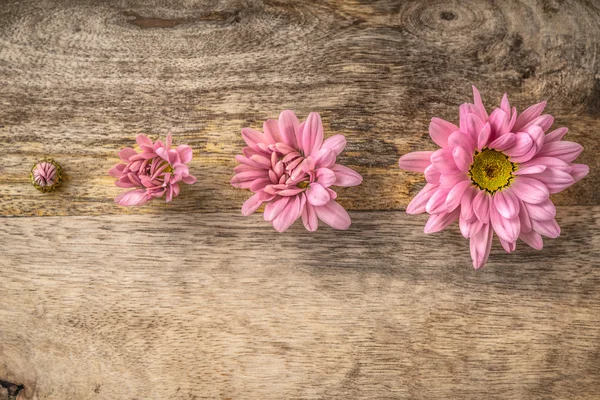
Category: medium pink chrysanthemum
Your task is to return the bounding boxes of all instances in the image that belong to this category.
[109,133,196,206]
[399,87,589,269]
[231,110,362,232]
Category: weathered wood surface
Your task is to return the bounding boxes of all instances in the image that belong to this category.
[1,0,599,399]
[1,209,599,400]
[0,0,599,216]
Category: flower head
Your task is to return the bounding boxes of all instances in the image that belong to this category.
[231,110,362,232]
[399,87,589,269]
[31,158,62,192]
[110,133,196,206]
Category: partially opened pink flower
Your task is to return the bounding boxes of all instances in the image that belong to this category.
[399,87,588,269]
[110,133,196,206]
[231,110,362,232]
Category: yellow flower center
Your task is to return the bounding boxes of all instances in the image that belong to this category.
[297,181,309,189]
[468,148,516,193]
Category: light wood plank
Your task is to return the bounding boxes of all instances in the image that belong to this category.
[1,208,599,399]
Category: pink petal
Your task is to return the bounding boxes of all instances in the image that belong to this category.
[472,86,489,120]
[302,202,319,231]
[489,132,516,151]
[429,118,458,147]
[399,151,434,173]
[425,187,450,215]
[278,110,300,148]
[424,164,440,184]
[544,127,568,143]
[315,168,337,187]
[264,196,290,222]
[477,122,491,150]
[406,183,438,215]
[263,119,281,143]
[460,186,477,221]
[274,142,296,155]
[424,209,459,234]
[490,206,520,243]
[250,154,272,168]
[520,156,571,172]
[430,148,458,172]
[176,145,193,164]
[306,182,330,206]
[470,222,493,269]
[241,192,263,216]
[518,199,532,233]
[440,171,468,189]
[514,165,547,175]
[510,177,549,204]
[504,132,534,157]
[536,141,583,163]
[473,190,490,223]
[330,164,362,187]
[249,178,270,191]
[313,148,336,169]
[278,187,306,196]
[321,134,347,156]
[460,215,483,238]
[464,113,484,141]
[500,93,510,116]
[448,131,475,151]
[114,189,148,206]
[488,108,510,139]
[272,196,303,232]
[513,101,546,132]
[570,164,589,183]
[522,114,554,132]
[315,200,352,230]
[241,128,265,150]
[445,180,472,212]
[165,133,173,150]
[109,164,126,178]
[452,146,473,172]
[235,154,267,169]
[230,170,269,187]
[529,169,574,194]
[300,112,324,156]
[136,134,153,147]
[499,239,516,253]
[524,199,556,221]
[532,218,560,238]
[524,125,545,152]
[519,230,543,250]
[493,189,519,219]
[119,148,137,162]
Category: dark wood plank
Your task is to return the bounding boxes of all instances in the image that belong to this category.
[0,0,598,216]
[0,208,599,399]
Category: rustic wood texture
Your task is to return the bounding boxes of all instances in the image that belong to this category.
[1,209,599,400]
[1,0,599,399]
[0,0,599,216]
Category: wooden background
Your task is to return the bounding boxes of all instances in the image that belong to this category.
[0,0,598,399]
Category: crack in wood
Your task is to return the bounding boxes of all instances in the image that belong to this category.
[0,379,24,400]
[123,10,239,29]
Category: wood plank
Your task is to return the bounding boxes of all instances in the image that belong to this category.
[1,0,599,216]
[1,208,599,399]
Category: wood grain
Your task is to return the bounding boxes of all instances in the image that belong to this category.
[0,0,599,216]
[1,1,599,399]
[1,208,599,400]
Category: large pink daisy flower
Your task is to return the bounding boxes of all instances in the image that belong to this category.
[231,110,362,232]
[399,87,589,269]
